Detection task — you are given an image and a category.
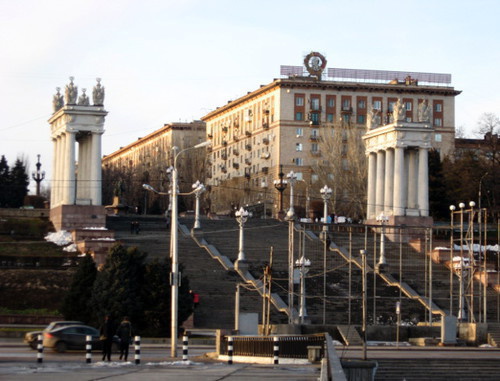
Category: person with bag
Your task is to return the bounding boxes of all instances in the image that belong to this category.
[99,315,114,361]
[116,316,132,361]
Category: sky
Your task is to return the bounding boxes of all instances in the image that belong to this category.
[1,0,499,193]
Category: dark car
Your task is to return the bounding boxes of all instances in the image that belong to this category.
[24,321,84,349]
[43,324,120,353]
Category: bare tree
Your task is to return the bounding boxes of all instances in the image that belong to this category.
[314,121,367,220]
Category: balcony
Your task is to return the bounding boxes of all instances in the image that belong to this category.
[232,162,239,169]
[233,149,239,156]
[245,158,251,165]
[309,135,320,141]
[245,144,252,151]
[262,137,269,145]
[222,141,227,147]
[261,152,271,160]
[262,122,269,129]
[221,153,228,160]
[245,130,252,137]
[233,135,239,142]
[310,150,321,157]
[262,166,269,174]
[221,166,227,173]
[222,126,228,133]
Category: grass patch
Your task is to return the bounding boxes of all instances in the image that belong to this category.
[0,241,67,257]
[0,307,60,316]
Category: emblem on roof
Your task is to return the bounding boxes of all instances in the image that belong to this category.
[304,52,327,79]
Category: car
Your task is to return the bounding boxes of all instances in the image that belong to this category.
[43,324,120,353]
[24,321,84,349]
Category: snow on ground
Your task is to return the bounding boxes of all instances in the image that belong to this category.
[45,230,73,246]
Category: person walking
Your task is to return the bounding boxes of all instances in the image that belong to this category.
[116,316,132,361]
[99,315,114,361]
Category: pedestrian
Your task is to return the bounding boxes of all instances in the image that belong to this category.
[190,290,200,309]
[130,221,135,234]
[99,315,114,361]
[116,316,132,361]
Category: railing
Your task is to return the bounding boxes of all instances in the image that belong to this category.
[220,334,325,358]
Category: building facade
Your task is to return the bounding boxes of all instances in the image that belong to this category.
[202,53,461,217]
[101,121,206,213]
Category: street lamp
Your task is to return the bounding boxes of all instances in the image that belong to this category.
[273,165,287,218]
[286,170,297,219]
[192,180,205,229]
[458,202,466,321]
[294,256,311,324]
[376,213,389,270]
[235,206,252,271]
[449,205,456,315]
[143,139,210,358]
[320,185,332,234]
[31,154,45,197]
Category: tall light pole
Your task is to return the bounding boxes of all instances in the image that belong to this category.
[449,205,456,316]
[192,180,205,229]
[143,140,210,358]
[320,185,332,233]
[286,170,297,219]
[31,154,45,197]
[294,255,311,324]
[458,202,466,322]
[235,206,251,271]
[273,165,287,218]
[320,184,332,324]
[376,213,389,271]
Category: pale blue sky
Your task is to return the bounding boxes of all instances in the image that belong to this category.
[1,0,499,188]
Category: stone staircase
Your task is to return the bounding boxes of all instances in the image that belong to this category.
[373,358,500,380]
[487,322,500,347]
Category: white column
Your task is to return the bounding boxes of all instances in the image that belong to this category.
[64,132,76,205]
[375,150,385,216]
[407,150,417,210]
[367,152,377,220]
[418,147,429,217]
[393,147,405,216]
[81,135,91,200]
[90,132,102,205]
[56,134,64,206]
[384,148,394,215]
[51,137,58,207]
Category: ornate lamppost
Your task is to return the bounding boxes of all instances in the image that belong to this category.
[376,213,389,271]
[294,255,311,324]
[31,154,45,197]
[192,180,205,229]
[235,206,252,271]
[273,165,287,218]
[286,170,297,219]
[320,185,332,234]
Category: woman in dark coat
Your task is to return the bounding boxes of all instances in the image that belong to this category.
[99,315,114,361]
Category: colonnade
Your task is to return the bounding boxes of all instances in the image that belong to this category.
[51,131,102,207]
[366,145,429,220]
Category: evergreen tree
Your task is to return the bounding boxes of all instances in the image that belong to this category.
[0,156,10,207]
[9,158,29,207]
[428,149,450,220]
[60,254,97,323]
[90,244,147,328]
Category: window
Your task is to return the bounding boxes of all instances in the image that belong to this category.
[311,174,319,183]
[373,100,382,110]
[435,103,442,112]
[388,101,396,112]
[294,158,304,166]
[296,128,303,137]
[434,118,442,127]
[310,113,319,125]
[295,112,303,121]
[295,143,303,152]
[296,97,304,106]
[327,113,334,122]
[435,133,442,142]
[342,114,350,124]
[327,98,335,108]
[311,128,319,138]
[311,98,320,110]
[311,143,319,152]
[357,115,366,124]
[405,102,412,111]
[342,99,351,110]
[358,100,366,109]
[295,172,303,180]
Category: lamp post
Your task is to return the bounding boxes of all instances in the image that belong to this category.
[376,213,389,271]
[458,202,466,322]
[294,256,311,324]
[286,170,297,219]
[235,207,251,271]
[31,154,45,197]
[449,205,456,315]
[273,165,287,218]
[192,180,205,229]
[143,140,210,358]
[320,185,332,233]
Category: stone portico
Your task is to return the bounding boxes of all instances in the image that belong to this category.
[363,121,433,226]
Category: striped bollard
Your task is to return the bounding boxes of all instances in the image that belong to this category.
[227,336,233,365]
[182,335,189,362]
[85,335,92,363]
[134,336,141,365]
[273,336,279,365]
[36,334,43,363]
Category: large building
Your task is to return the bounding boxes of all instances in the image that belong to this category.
[101,121,206,212]
[202,52,461,218]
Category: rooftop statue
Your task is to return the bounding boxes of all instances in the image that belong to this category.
[92,78,105,106]
[366,106,380,130]
[418,99,431,123]
[64,76,78,105]
[52,87,64,112]
[392,98,406,122]
[77,88,90,106]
